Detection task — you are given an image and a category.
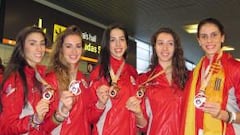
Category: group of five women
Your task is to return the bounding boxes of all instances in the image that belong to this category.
[0,17,239,135]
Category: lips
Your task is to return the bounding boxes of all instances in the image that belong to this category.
[69,55,79,60]
[35,53,43,58]
[115,48,123,53]
[205,44,215,49]
[161,52,170,57]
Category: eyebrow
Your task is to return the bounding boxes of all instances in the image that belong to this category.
[27,39,45,42]
[156,40,174,42]
[199,31,219,34]
[110,35,125,38]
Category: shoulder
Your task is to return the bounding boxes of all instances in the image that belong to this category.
[137,70,151,83]
[89,65,100,80]
[223,53,240,72]
[36,64,47,75]
[125,63,138,77]
[2,72,21,95]
[45,71,57,79]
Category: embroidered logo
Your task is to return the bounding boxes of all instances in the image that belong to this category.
[5,84,16,96]
[130,76,136,85]
[81,79,88,88]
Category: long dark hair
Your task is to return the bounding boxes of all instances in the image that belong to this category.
[150,27,188,89]
[48,25,83,92]
[99,23,129,85]
[0,26,49,112]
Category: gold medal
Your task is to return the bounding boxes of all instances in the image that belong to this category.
[109,61,125,98]
[136,86,146,99]
[109,82,120,98]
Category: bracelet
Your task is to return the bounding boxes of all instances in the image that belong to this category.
[52,111,65,124]
[227,111,232,123]
[30,114,41,129]
[231,112,237,123]
[32,114,42,125]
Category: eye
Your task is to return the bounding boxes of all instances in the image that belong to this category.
[120,37,126,41]
[110,38,115,42]
[168,42,174,46]
[156,41,164,46]
[77,44,82,48]
[211,32,218,38]
[29,42,35,46]
[200,34,207,40]
[64,43,72,48]
[40,41,46,46]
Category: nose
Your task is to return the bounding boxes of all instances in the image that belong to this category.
[206,36,213,42]
[116,39,121,47]
[36,44,44,51]
[163,43,169,50]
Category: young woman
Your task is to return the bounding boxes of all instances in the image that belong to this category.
[134,27,188,135]
[89,24,140,135]
[181,18,240,135]
[0,26,56,134]
[46,25,105,134]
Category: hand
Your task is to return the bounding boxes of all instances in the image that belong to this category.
[126,96,142,115]
[59,91,74,114]
[35,99,50,122]
[96,85,109,109]
[203,101,221,118]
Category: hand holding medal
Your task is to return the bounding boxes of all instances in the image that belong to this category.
[136,66,171,99]
[193,51,222,109]
[35,70,54,101]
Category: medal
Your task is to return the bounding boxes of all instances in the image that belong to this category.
[109,61,125,98]
[136,66,171,99]
[193,91,206,108]
[193,51,222,109]
[69,80,81,95]
[42,90,53,100]
[109,82,120,98]
[42,85,53,100]
[35,70,54,100]
[136,86,146,99]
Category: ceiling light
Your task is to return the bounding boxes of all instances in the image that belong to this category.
[184,24,198,34]
[222,46,235,51]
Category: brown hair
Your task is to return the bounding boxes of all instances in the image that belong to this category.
[150,27,188,89]
[48,25,83,91]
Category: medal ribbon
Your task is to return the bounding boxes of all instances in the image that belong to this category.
[109,61,125,84]
[199,50,223,92]
[140,65,172,87]
[35,70,49,86]
[35,69,54,100]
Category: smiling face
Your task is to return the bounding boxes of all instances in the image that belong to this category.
[155,32,175,66]
[24,32,46,67]
[109,28,127,60]
[197,23,224,58]
[62,34,83,66]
